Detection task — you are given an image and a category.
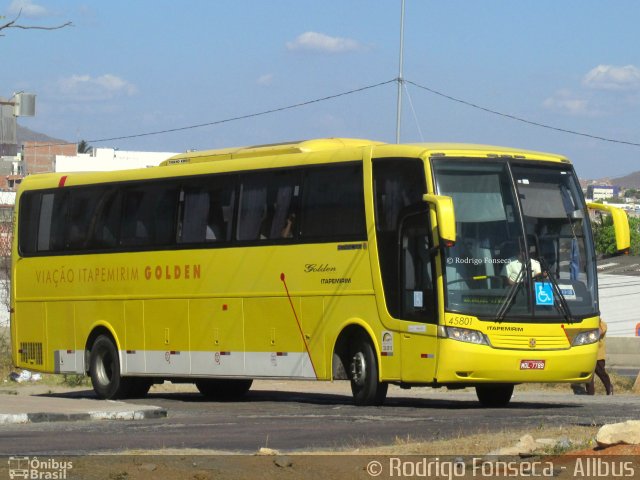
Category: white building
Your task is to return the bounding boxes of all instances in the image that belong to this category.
[55,148,177,173]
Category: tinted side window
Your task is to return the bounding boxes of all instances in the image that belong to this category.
[121,184,179,247]
[300,164,365,240]
[373,158,426,232]
[19,191,68,254]
[237,171,300,242]
[87,189,121,249]
[179,175,236,244]
[48,192,70,252]
[18,192,41,255]
[67,187,113,250]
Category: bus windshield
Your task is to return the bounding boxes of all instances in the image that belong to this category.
[433,159,597,321]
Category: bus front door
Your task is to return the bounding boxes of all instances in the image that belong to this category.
[399,212,439,384]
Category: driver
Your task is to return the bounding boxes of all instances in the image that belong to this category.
[505,255,543,284]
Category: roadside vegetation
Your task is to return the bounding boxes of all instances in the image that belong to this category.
[519,372,635,395]
[593,214,640,256]
[0,327,90,389]
[0,327,10,380]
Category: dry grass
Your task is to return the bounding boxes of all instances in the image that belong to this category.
[336,424,598,456]
[517,371,635,394]
[0,326,11,380]
[118,425,598,457]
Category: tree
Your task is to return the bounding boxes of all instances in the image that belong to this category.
[593,213,640,257]
[0,10,72,36]
[77,140,92,154]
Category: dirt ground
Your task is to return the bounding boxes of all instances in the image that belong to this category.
[2,378,640,479]
[7,443,637,480]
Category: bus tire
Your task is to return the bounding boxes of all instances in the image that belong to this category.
[349,334,388,406]
[475,384,514,408]
[195,379,253,401]
[89,334,130,400]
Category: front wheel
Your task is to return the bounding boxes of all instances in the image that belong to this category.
[349,334,388,406]
[475,384,514,408]
[89,334,130,400]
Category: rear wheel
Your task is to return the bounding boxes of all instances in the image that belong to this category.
[89,334,130,399]
[349,334,388,406]
[475,384,514,408]
[195,379,253,401]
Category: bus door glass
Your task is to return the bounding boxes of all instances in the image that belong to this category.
[373,158,433,321]
[399,211,437,322]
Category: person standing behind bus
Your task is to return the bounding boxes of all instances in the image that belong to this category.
[586,319,613,395]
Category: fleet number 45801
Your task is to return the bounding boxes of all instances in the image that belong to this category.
[447,316,473,326]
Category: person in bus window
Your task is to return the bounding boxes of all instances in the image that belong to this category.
[281,213,296,238]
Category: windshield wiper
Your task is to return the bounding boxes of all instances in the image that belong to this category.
[495,263,525,322]
[538,257,574,324]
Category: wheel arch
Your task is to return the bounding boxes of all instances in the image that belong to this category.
[84,322,121,373]
[331,319,381,381]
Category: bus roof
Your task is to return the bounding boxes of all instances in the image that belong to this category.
[161,138,570,166]
[17,138,570,191]
[160,138,385,165]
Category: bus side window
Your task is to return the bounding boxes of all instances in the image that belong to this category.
[36,193,54,252]
[48,192,70,252]
[18,191,67,254]
[264,172,299,240]
[181,190,210,243]
[180,175,236,244]
[88,189,121,249]
[17,192,41,255]
[121,184,179,247]
[300,164,365,240]
[237,177,267,241]
[237,171,299,242]
[67,187,111,250]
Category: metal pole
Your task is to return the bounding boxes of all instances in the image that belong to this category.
[395,0,406,144]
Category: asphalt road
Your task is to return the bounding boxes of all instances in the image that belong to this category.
[1,381,639,456]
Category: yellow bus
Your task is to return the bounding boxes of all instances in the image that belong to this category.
[10,138,629,407]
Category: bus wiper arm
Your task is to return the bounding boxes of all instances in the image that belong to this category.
[538,257,574,324]
[495,264,524,322]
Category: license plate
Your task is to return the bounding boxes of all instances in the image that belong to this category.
[520,360,545,370]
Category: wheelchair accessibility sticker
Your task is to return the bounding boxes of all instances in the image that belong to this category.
[535,282,554,306]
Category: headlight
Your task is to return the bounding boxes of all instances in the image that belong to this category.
[572,329,600,346]
[439,326,490,345]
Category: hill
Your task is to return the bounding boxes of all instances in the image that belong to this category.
[611,171,640,189]
[16,124,67,145]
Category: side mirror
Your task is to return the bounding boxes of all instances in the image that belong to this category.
[587,202,630,253]
[423,194,456,245]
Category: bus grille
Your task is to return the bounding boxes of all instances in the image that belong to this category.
[488,335,568,350]
[20,342,43,365]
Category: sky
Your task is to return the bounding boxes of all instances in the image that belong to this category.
[2,0,640,179]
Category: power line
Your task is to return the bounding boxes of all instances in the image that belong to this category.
[24,76,640,151]
[26,79,397,149]
[405,79,640,148]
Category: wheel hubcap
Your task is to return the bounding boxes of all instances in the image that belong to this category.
[350,352,367,387]
[96,349,113,386]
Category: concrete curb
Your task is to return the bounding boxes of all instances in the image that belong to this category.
[0,407,166,424]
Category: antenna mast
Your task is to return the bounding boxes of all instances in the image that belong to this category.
[395,0,406,143]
